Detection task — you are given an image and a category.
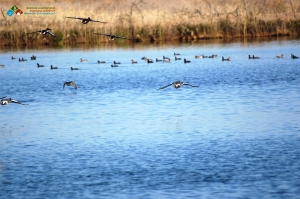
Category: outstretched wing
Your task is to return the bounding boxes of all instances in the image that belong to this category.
[182,82,198,87]
[0,96,6,99]
[63,82,66,90]
[71,81,77,89]
[47,31,58,38]
[159,83,173,90]
[93,33,111,37]
[26,30,41,34]
[90,19,107,23]
[11,99,28,105]
[66,17,83,20]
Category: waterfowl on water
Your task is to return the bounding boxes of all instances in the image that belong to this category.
[11,56,16,60]
[163,56,170,60]
[252,55,260,59]
[71,67,78,70]
[111,64,119,67]
[51,65,58,69]
[184,59,191,63]
[93,33,131,41]
[195,55,204,59]
[31,55,36,60]
[66,17,107,24]
[1,96,28,106]
[19,58,27,62]
[37,63,44,67]
[131,59,137,64]
[222,57,231,61]
[63,81,77,89]
[208,54,217,58]
[98,60,105,64]
[114,61,121,64]
[276,54,284,58]
[27,28,58,38]
[175,56,181,60]
[80,58,88,62]
[174,52,180,56]
[163,58,171,63]
[147,59,153,63]
[156,58,163,62]
[159,81,199,89]
[291,54,299,59]
[0,65,4,68]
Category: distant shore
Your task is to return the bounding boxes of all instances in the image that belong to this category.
[1,0,300,46]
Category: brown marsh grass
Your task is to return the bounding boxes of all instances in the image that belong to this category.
[0,0,300,46]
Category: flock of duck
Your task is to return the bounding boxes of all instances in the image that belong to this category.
[25,17,130,41]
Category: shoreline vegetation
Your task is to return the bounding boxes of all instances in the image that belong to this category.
[0,0,300,46]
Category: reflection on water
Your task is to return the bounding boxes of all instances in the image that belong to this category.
[0,38,300,199]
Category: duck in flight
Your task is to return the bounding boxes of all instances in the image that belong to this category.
[66,17,107,24]
[27,28,58,38]
[93,33,131,41]
[1,96,28,106]
[159,81,199,89]
[63,81,77,90]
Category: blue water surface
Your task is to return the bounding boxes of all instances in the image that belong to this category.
[0,38,300,198]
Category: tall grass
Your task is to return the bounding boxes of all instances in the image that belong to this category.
[0,0,299,46]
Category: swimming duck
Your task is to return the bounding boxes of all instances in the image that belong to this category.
[1,96,28,106]
[66,17,107,24]
[159,81,199,89]
[98,60,105,64]
[0,65,4,68]
[291,54,299,59]
[222,57,231,61]
[156,58,163,62]
[174,52,180,56]
[208,54,217,58]
[252,55,260,59]
[195,55,204,59]
[11,56,16,60]
[163,56,170,60]
[114,61,121,64]
[175,56,181,60]
[19,58,27,62]
[276,54,284,58]
[27,28,58,38]
[111,64,119,67]
[63,81,77,89]
[93,33,131,41]
[184,59,191,63]
[31,55,36,60]
[50,65,58,69]
[71,67,78,70]
[163,58,171,63]
[147,59,153,63]
[37,63,44,67]
[80,58,88,62]
[131,59,137,64]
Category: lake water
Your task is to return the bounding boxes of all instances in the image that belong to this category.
[1,38,300,198]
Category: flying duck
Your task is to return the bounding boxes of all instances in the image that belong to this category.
[93,33,131,41]
[63,81,77,89]
[159,81,199,89]
[222,57,231,61]
[27,28,58,38]
[1,96,28,106]
[66,17,107,24]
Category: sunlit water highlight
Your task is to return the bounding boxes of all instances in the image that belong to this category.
[0,39,300,198]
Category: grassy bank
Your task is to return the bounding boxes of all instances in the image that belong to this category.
[0,0,300,46]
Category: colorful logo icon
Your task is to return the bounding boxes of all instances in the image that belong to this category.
[7,5,23,16]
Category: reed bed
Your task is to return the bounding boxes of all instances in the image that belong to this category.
[0,0,300,46]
